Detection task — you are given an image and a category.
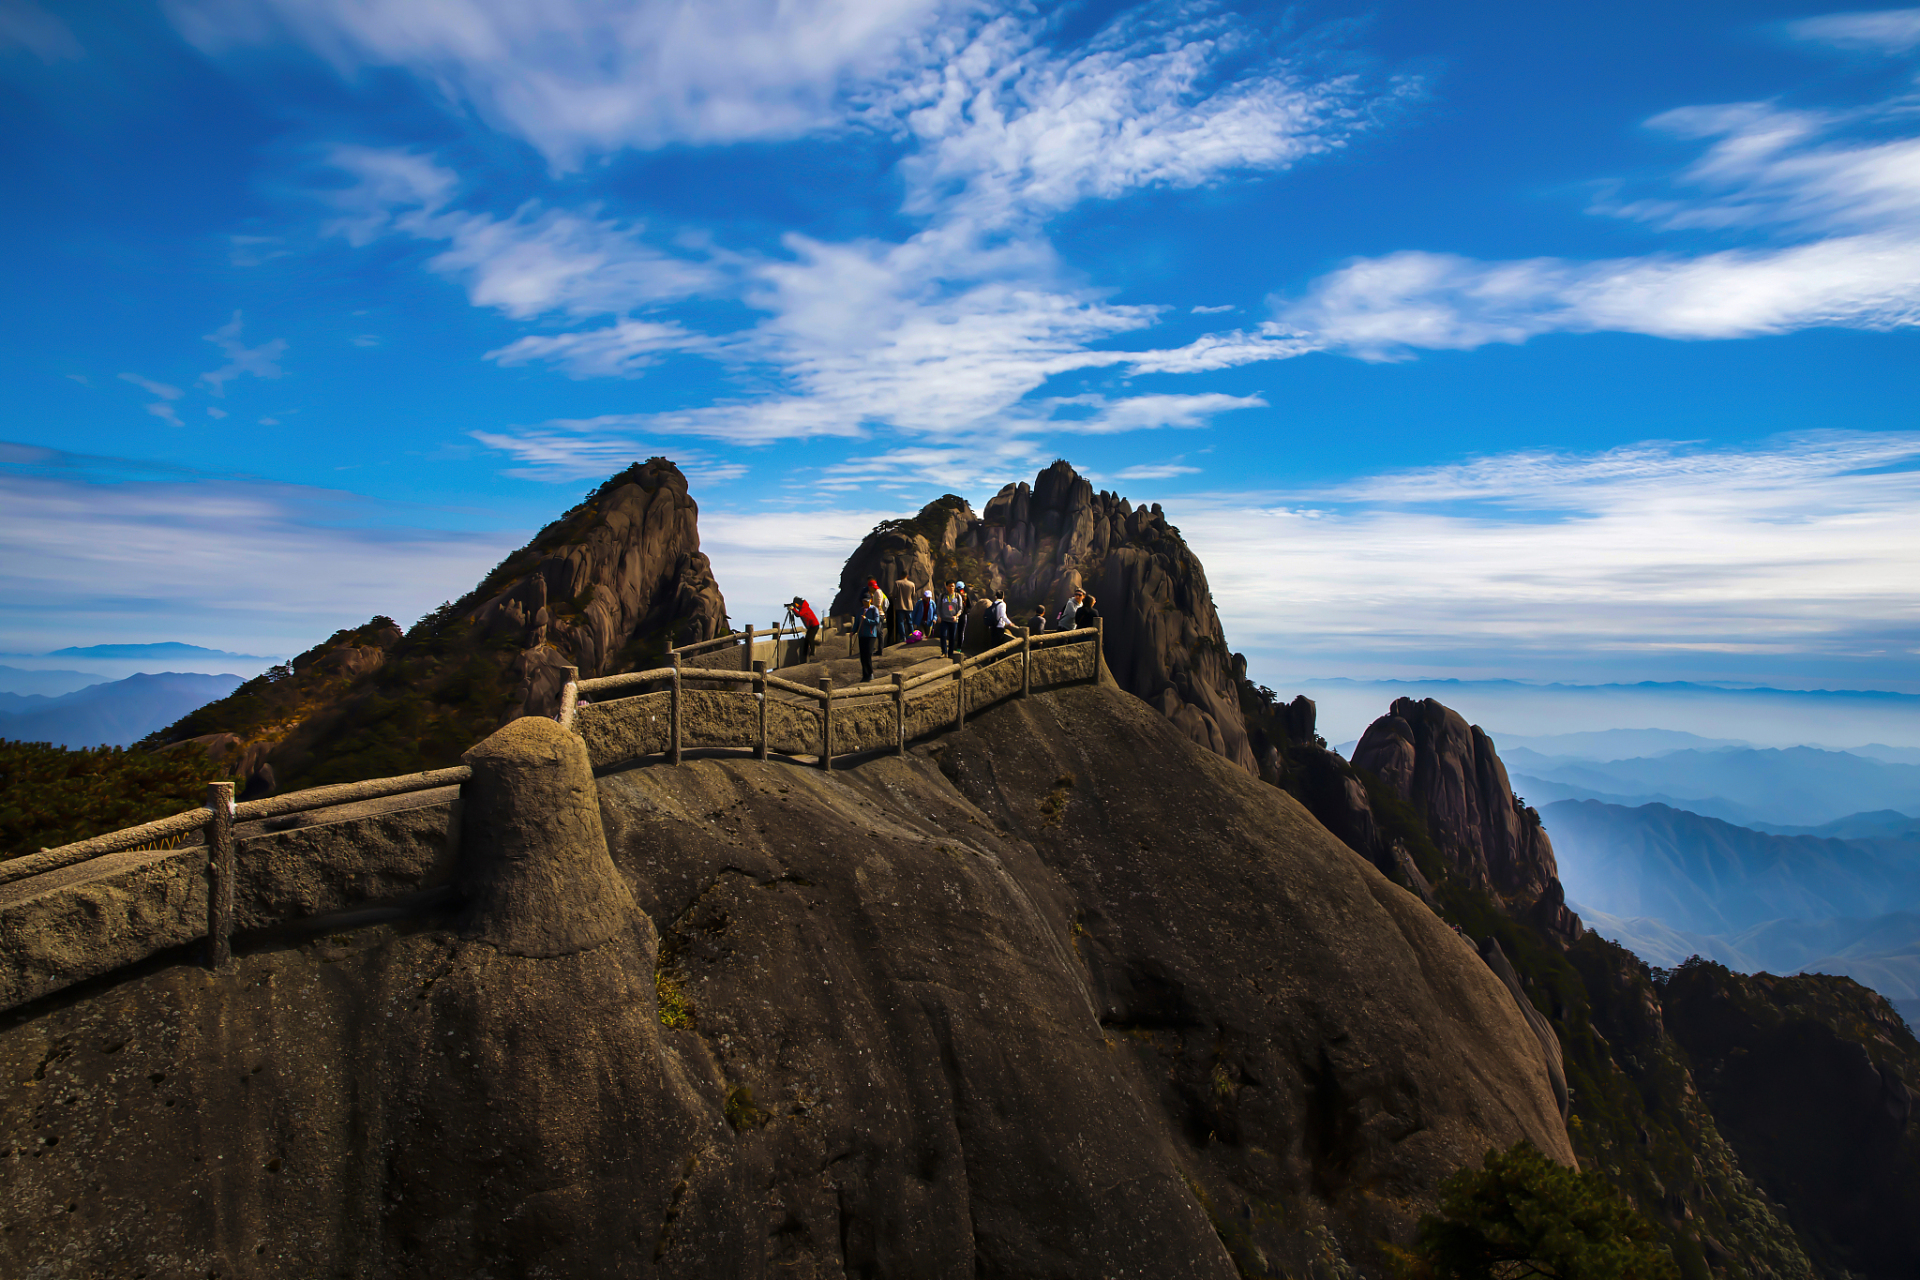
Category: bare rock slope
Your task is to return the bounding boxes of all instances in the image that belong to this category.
[1,681,1569,1279]
[833,460,1257,773]
[147,458,726,791]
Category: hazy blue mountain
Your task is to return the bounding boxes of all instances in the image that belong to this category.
[1850,744,1920,766]
[1544,798,1920,934]
[1749,810,1920,840]
[1493,728,1751,759]
[1515,746,1920,827]
[43,642,273,661]
[0,664,103,697]
[1510,772,1765,827]
[0,672,244,749]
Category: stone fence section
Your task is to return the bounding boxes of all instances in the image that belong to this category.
[0,624,1101,1015]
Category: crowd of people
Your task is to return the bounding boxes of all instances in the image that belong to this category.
[784,580,1101,685]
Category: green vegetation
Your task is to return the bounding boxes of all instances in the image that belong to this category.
[1396,1141,1678,1280]
[1,739,232,860]
[656,966,695,1029]
[724,1084,770,1131]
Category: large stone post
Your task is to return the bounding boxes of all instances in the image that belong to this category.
[203,781,234,969]
[455,716,635,958]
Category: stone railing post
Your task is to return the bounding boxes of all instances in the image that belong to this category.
[892,673,906,757]
[204,780,235,969]
[1021,627,1031,698]
[846,618,854,658]
[669,651,683,765]
[558,665,579,729]
[1094,616,1104,684]
[954,656,967,731]
[819,676,833,771]
[743,624,755,672]
[753,660,769,761]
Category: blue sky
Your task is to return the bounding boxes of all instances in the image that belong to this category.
[3,0,1917,700]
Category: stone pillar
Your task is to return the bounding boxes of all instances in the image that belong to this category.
[557,665,579,730]
[754,660,769,761]
[892,672,906,757]
[1021,629,1031,699]
[819,676,834,771]
[669,651,682,765]
[455,716,636,958]
[955,657,966,731]
[203,781,234,969]
[743,624,755,673]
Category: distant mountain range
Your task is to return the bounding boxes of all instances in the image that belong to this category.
[39,642,275,661]
[0,672,244,749]
[1509,744,1920,828]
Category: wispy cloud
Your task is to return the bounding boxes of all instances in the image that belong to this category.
[485,319,712,378]
[199,312,287,396]
[1191,304,1237,314]
[118,372,183,400]
[1170,433,1920,678]
[0,441,521,653]
[467,426,749,484]
[0,0,81,62]
[167,0,959,169]
[1284,87,1920,357]
[1115,462,1202,481]
[1787,8,1920,54]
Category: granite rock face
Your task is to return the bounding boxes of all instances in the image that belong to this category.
[833,461,1258,773]
[0,682,1571,1279]
[1352,697,1574,933]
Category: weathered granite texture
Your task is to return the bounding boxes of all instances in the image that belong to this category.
[832,461,1257,775]
[0,682,1568,1279]
[1351,697,1574,933]
[0,797,454,1011]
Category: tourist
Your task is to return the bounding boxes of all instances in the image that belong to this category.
[951,581,970,656]
[913,589,937,641]
[865,578,890,654]
[936,582,962,658]
[786,596,819,664]
[1074,591,1100,630]
[858,598,883,683]
[1029,604,1047,635]
[987,594,1011,645]
[894,576,916,643]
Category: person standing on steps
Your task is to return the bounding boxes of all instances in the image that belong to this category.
[936,582,961,658]
[913,589,937,642]
[894,576,916,644]
[1029,604,1047,636]
[987,593,1011,645]
[951,581,971,657]
[1054,592,1081,631]
[786,596,819,665]
[858,597,883,683]
[866,578,890,655]
[1074,591,1100,630]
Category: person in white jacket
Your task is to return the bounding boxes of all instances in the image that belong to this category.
[987,595,1012,645]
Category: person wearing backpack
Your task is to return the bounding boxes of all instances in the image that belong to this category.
[936,582,962,659]
[865,578,890,654]
[786,596,820,664]
[987,594,1011,645]
[858,598,883,683]
[912,589,937,642]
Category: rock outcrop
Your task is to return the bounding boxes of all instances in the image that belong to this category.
[146,458,727,791]
[0,679,1571,1278]
[1351,697,1577,936]
[832,461,1258,773]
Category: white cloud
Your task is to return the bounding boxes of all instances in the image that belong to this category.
[485,318,711,378]
[699,505,907,629]
[166,0,959,168]
[0,0,81,61]
[228,234,289,266]
[468,427,749,485]
[1788,8,1920,54]
[1286,93,1920,356]
[1172,433,1920,679]
[146,402,184,427]
[1191,304,1236,314]
[207,406,229,419]
[0,442,522,654]
[199,312,287,396]
[325,146,719,318]
[118,372,183,400]
[1043,392,1266,435]
[1115,462,1201,481]
[890,12,1384,226]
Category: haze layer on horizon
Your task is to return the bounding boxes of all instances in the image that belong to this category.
[4,0,1916,713]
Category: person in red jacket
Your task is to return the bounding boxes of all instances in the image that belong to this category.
[786,596,819,664]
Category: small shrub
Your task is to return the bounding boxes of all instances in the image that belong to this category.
[655,968,695,1029]
[1394,1141,1678,1280]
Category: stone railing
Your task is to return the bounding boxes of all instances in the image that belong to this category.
[0,622,1102,1014]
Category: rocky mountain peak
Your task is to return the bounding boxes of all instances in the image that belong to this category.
[1352,696,1579,937]
[832,461,1257,773]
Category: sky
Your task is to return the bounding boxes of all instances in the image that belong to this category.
[3,0,1918,718]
